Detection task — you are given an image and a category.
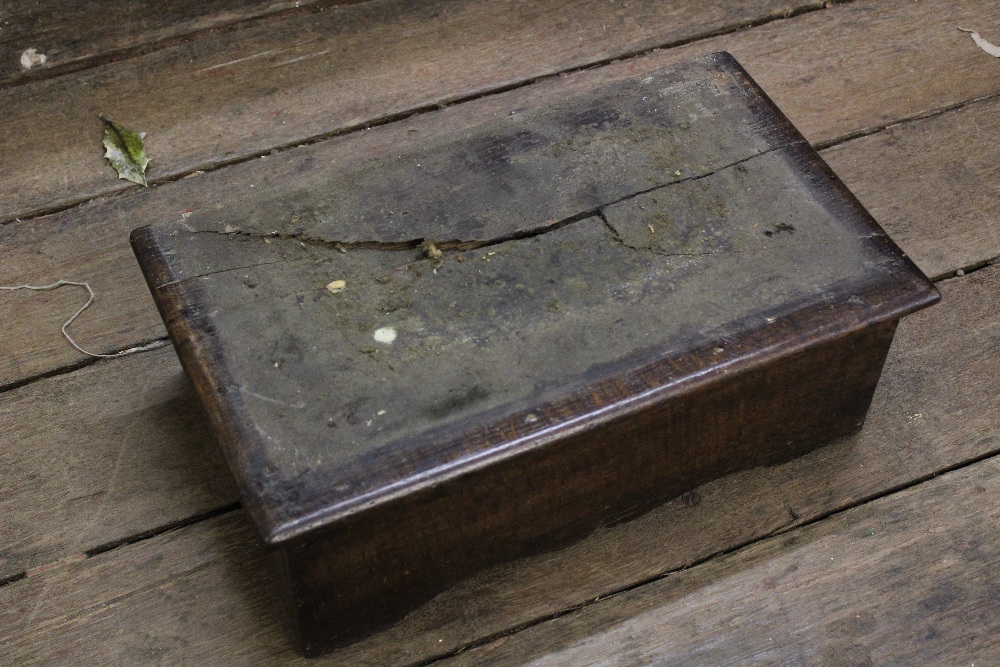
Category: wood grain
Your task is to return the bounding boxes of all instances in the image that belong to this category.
[0,0,819,223]
[3,0,997,224]
[4,0,1000,390]
[823,95,1000,280]
[448,459,1000,667]
[0,346,237,581]
[0,0,361,87]
[2,262,996,665]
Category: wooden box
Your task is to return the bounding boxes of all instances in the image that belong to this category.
[131,53,938,656]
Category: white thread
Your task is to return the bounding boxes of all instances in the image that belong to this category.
[0,280,167,359]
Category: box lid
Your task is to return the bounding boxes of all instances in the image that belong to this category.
[132,53,938,545]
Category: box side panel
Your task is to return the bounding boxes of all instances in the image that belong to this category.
[278,319,897,655]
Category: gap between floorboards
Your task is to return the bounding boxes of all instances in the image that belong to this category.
[413,444,1000,667]
[0,0,852,229]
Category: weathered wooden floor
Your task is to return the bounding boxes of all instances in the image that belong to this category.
[1,1,998,664]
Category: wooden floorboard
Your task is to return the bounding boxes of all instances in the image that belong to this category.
[822,95,1000,281]
[0,0,358,87]
[2,263,997,665]
[0,346,236,581]
[1,0,996,224]
[0,0,817,223]
[3,0,1000,388]
[446,458,1000,667]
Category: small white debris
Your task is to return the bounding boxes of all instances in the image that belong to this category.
[373,326,397,344]
[377,410,386,416]
[959,28,1000,58]
[20,48,47,70]
[524,413,539,423]
[674,170,682,176]
[223,224,237,233]
[326,279,346,293]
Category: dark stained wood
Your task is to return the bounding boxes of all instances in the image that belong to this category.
[132,54,937,653]
[1,262,995,666]
[0,0,820,223]
[4,0,998,394]
[0,346,236,582]
[447,459,1000,667]
[0,0,363,87]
